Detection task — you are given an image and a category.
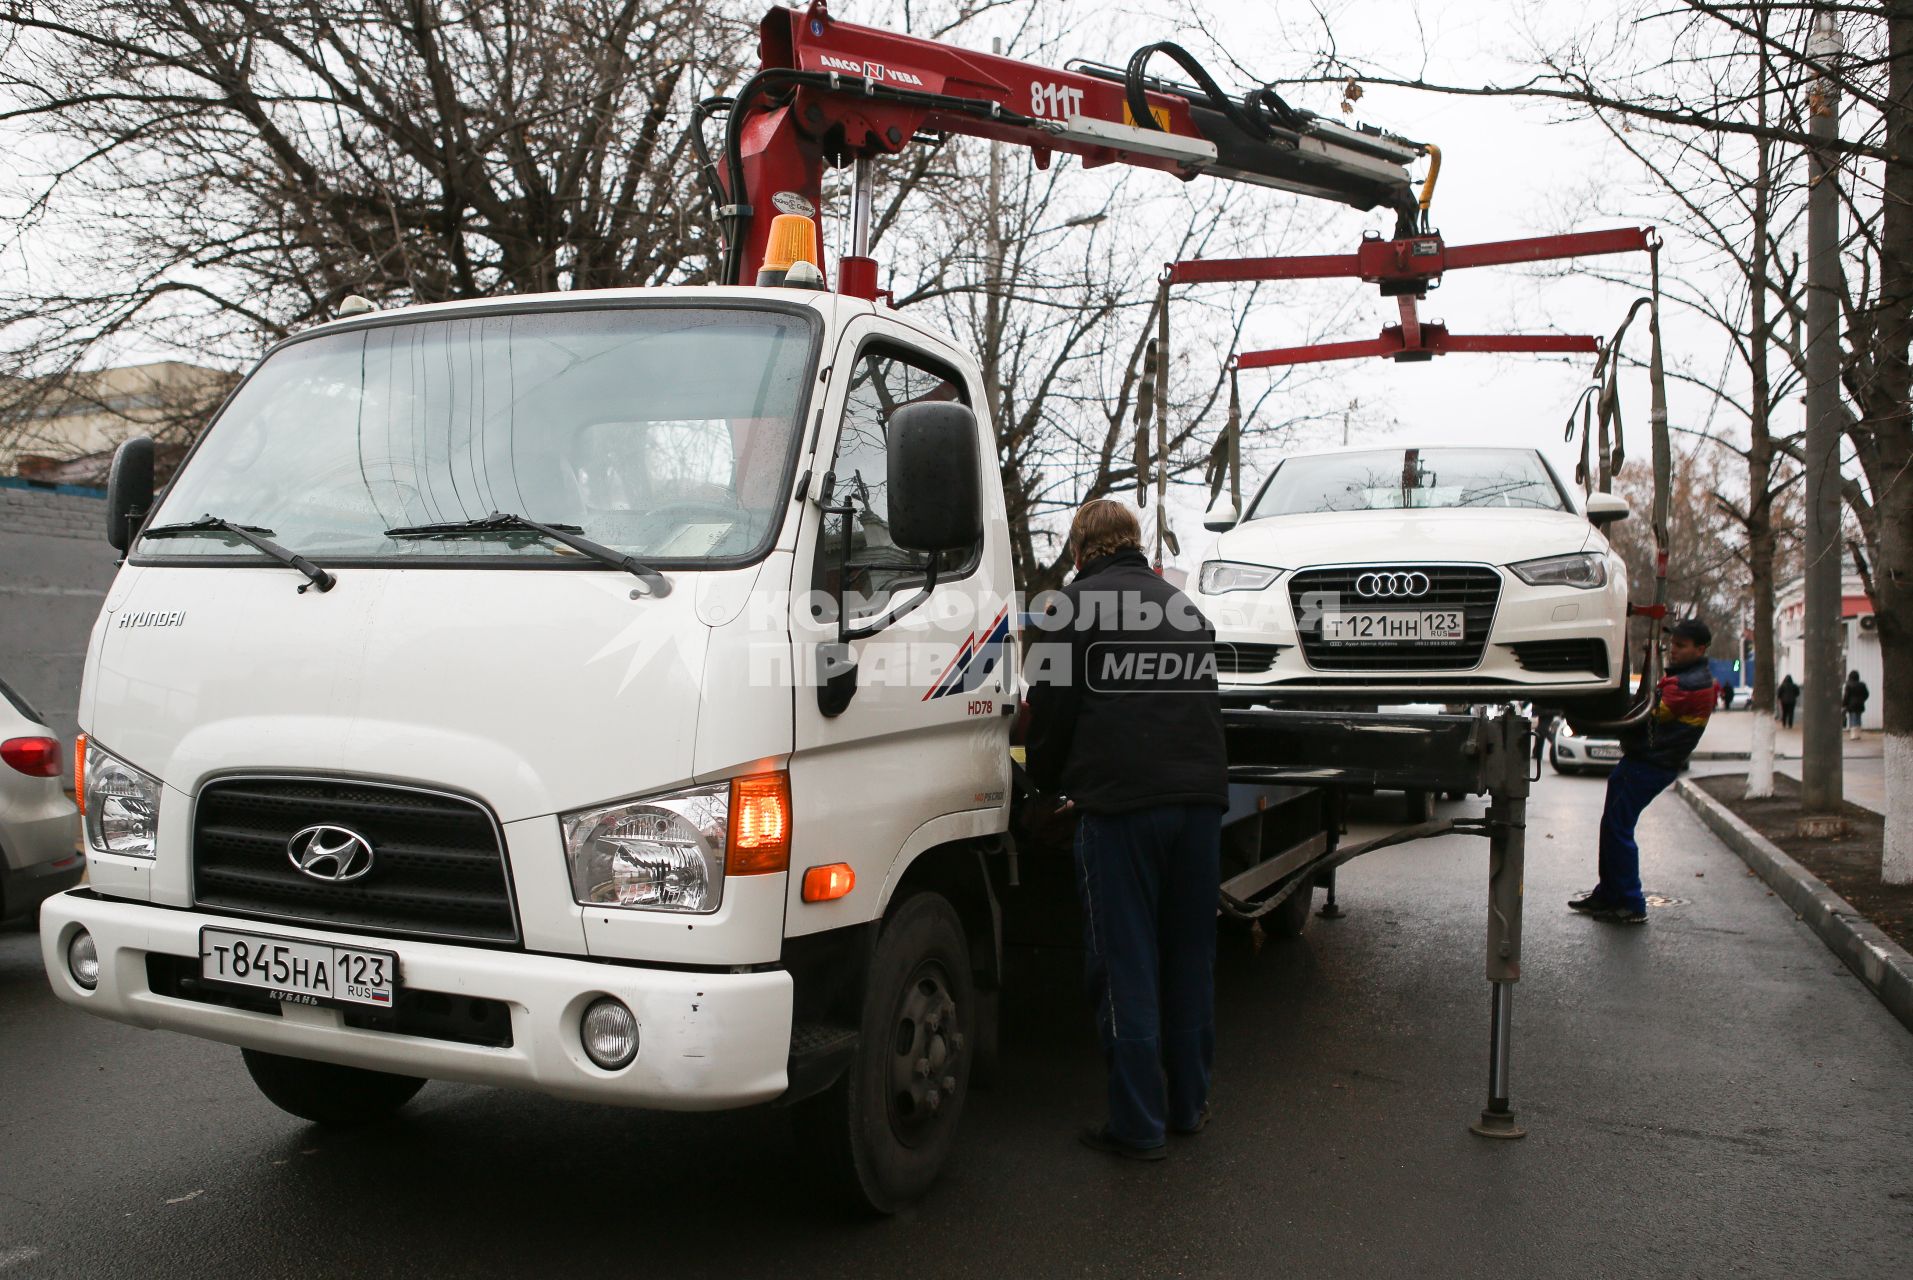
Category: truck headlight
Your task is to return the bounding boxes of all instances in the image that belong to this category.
[1199,561,1284,594]
[82,742,161,859]
[1510,552,1608,589]
[563,784,731,913]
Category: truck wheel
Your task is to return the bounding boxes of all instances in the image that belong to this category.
[1263,882,1313,940]
[242,1049,425,1128]
[795,892,974,1214]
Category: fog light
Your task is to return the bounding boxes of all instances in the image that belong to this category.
[68,929,100,989]
[581,997,638,1070]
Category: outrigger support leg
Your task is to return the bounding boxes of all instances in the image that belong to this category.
[1318,867,1345,918]
[1471,708,1529,1139]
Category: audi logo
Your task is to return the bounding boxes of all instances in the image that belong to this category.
[1354,571,1432,599]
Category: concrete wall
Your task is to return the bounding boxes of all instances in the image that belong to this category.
[0,484,115,780]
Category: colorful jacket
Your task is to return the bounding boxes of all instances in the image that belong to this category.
[1620,656,1715,770]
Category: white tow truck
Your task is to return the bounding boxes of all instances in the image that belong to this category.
[42,2,1638,1210]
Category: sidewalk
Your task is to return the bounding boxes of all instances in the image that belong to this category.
[1696,708,1886,815]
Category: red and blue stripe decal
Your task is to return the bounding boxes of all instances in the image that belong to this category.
[924,606,1011,700]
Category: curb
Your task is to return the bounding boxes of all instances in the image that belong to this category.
[1676,777,1913,1035]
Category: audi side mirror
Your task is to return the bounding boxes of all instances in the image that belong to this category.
[1585,492,1631,527]
[1203,497,1239,532]
[106,436,156,554]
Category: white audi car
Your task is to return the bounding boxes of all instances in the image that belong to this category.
[1189,446,1631,706]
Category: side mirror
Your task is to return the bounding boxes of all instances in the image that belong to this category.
[1585,491,1631,527]
[886,401,982,552]
[106,436,156,553]
[1203,497,1239,532]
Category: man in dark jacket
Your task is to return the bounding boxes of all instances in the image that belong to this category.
[1843,670,1870,740]
[1026,499,1229,1161]
[1571,618,1717,924]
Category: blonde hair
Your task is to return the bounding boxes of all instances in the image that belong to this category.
[1069,498,1143,564]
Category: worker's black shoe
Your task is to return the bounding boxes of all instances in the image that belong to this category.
[1079,1124,1167,1161]
[1568,889,1617,913]
[1171,1106,1210,1136]
[1588,902,1648,924]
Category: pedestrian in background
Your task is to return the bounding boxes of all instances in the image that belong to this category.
[1571,618,1717,924]
[1025,499,1229,1162]
[1843,670,1870,740]
[1777,674,1799,729]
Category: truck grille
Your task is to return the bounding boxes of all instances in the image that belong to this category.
[192,777,519,946]
[1288,565,1502,671]
[1506,639,1609,677]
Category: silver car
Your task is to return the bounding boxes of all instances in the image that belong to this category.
[0,675,83,923]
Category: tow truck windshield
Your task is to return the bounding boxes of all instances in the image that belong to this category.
[1250,448,1570,516]
[139,304,816,566]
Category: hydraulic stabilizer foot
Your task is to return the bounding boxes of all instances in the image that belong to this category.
[1471,710,1529,1139]
[1469,981,1525,1138]
[1471,1108,1526,1139]
[1318,867,1345,918]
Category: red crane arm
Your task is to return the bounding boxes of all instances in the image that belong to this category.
[716,2,1425,287]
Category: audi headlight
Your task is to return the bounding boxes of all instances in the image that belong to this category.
[1510,552,1608,589]
[562,784,729,914]
[1199,561,1285,594]
[82,742,161,858]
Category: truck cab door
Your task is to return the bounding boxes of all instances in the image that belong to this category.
[785,319,1013,933]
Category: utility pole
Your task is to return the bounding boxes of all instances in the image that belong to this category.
[1801,5,1845,814]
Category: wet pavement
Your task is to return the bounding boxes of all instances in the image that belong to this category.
[4,768,1910,1278]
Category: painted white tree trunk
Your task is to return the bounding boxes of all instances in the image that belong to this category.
[1746,714,1776,798]
[1885,732,1913,885]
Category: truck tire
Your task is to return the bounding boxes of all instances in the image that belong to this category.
[794,892,974,1214]
[242,1048,425,1128]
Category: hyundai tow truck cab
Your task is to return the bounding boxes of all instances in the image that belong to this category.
[43,286,1031,1211]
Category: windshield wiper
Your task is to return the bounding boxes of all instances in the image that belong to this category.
[141,515,336,594]
[383,512,672,596]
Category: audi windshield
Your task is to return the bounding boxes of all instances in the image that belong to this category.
[138,305,817,565]
[1250,448,1570,516]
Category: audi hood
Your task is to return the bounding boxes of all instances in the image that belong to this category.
[1209,507,1603,571]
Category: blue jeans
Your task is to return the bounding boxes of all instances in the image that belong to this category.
[1597,755,1680,912]
[1072,803,1222,1148]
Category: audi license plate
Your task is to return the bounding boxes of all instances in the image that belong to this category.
[1322,609,1465,644]
[199,927,398,1009]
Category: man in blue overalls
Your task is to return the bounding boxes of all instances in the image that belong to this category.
[1572,618,1716,924]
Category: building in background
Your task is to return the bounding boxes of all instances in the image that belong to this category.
[0,360,237,487]
[1773,559,1882,729]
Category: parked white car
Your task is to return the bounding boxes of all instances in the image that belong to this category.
[1548,718,1623,774]
[1191,446,1631,706]
[0,675,83,923]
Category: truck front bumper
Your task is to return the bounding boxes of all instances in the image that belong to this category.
[39,891,794,1110]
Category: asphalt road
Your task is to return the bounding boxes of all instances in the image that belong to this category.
[4,769,1910,1279]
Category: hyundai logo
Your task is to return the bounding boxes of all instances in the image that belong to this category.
[1354,571,1433,599]
[287,824,376,882]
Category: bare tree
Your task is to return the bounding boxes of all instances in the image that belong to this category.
[0,0,741,456]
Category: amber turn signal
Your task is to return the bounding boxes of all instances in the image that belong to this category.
[801,863,855,903]
[727,771,791,875]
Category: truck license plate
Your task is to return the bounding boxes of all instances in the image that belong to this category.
[1322,609,1465,644]
[199,928,398,1009]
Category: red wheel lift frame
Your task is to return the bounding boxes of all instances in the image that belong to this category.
[1169,226,1655,365]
